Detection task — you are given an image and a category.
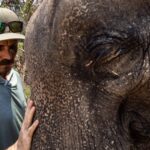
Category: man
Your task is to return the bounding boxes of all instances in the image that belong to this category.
[0,8,39,150]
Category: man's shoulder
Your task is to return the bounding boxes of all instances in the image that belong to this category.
[12,68,19,75]
[8,68,23,87]
[11,69,21,79]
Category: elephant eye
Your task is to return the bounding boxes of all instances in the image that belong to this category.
[84,34,125,67]
[84,31,140,67]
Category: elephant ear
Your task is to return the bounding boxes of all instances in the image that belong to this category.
[118,98,150,149]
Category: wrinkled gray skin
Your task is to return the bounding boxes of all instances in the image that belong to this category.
[25,0,150,149]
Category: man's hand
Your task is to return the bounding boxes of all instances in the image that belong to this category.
[7,100,39,150]
[17,100,39,150]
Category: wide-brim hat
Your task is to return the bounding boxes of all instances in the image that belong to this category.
[0,33,25,41]
[0,8,25,41]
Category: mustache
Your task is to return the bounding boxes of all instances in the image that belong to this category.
[0,59,14,65]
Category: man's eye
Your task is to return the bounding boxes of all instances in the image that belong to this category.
[0,45,4,51]
[9,45,17,53]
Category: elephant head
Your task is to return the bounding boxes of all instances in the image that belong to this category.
[25,0,150,149]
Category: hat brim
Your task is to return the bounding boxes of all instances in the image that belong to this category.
[0,33,25,41]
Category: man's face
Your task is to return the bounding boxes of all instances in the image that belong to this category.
[0,40,18,78]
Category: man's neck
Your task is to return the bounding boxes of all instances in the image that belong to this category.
[0,69,13,80]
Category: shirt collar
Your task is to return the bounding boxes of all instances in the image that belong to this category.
[0,69,17,87]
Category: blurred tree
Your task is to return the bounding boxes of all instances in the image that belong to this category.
[20,0,36,23]
[1,0,22,13]
[0,0,42,23]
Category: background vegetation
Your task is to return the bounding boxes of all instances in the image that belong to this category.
[0,0,43,22]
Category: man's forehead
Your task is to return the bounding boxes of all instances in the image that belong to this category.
[0,40,18,46]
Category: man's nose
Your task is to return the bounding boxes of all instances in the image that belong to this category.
[2,47,12,60]
[5,26,10,33]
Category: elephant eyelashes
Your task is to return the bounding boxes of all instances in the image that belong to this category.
[84,42,123,67]
[84,31,140,67]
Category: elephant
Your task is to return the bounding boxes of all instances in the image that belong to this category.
[25,0,150,149]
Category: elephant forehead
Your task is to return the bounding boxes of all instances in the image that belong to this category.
[26,1,143,68]
[25,0,150,85]
[26,0,149,55]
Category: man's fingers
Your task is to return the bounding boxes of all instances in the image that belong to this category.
[24,106,35,129]
[28,120,39,137]
[25,100,34,117]
[27,100,34,111]
[23,100,35,129]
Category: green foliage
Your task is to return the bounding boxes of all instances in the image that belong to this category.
[24,83,31,98]
[20,0,37,23]
[17,42,31,98]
